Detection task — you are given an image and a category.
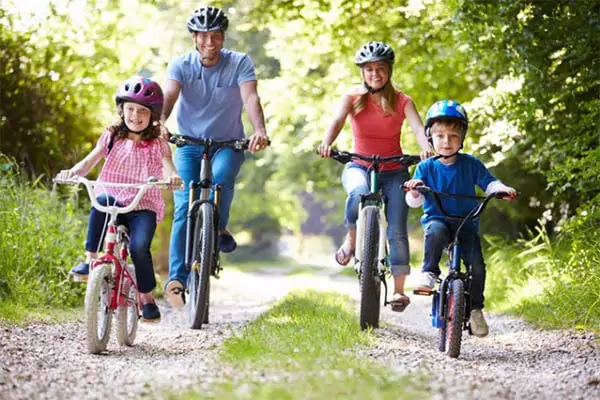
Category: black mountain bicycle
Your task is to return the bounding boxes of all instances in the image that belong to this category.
[410,185,515,358]
[325,150,420,330]
[169,134,268,329]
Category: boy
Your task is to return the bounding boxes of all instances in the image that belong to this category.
[404,100,516,337]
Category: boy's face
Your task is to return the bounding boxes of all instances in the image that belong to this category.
[431,124,463,157]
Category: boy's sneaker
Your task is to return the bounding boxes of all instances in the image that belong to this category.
[70,262,90,282]
[416,271,438,291]
[141,303,161,323]
[470,309,489,337]
[218,232,237,253]
[165,279,185,309]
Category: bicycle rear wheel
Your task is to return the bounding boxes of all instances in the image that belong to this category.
[188,202,215,329]
[115,265,138,347]
[84,264,113,354]
[359,207,380,330]
[443,279,465,358]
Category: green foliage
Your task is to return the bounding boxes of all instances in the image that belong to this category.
[485,208,600,329]
[454,0,600,223]
[0,156,86,320]
[0,0,166,178]
[173,289,424,399]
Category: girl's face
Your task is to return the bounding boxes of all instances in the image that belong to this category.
[123,102,151,132]
[361,61,391,90]
[431,124,463,159]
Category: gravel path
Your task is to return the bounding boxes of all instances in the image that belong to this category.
[1,266,599,400]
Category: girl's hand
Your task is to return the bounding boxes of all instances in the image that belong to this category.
[168,174,183,188]
[55,169,77,180]
[316,143,333,158]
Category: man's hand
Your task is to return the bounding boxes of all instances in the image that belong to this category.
[248,131,269,154]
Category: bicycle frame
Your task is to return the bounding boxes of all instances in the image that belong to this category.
[327,150,420,329]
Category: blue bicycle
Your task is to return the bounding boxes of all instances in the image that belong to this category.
[411,186,515,358]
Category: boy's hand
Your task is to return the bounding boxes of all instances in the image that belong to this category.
[404,179,424,191]
[501,187,518,201]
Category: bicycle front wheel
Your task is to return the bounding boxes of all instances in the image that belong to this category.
[84,264,113,354]
[359,207,381,330]
[115,265,138,347]
[444,278,465,358]
[188,202,215,329]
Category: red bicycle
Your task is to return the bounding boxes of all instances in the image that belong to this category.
[54,176,177,354]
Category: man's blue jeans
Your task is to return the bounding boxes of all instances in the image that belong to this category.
[422,219,486,309]
[341,163,411,276]
[86,194,157,294]
[169,144,245,286]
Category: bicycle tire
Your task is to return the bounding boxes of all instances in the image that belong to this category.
[188,202,214,329]
[84,264,113,354]
[359,207,381,330]
[115,265,138,347]
[445,279,465,358]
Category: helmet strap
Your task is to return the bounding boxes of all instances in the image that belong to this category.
[363,80,390,94]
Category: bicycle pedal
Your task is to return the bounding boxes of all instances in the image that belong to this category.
[413,288,435,296]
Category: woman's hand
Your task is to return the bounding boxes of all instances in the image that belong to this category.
[420,148,435,160]
[168,174,183,188]
[316,143,333,158]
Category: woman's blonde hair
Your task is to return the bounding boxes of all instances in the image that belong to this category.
[106,103,162,142]
[352,82,397,116]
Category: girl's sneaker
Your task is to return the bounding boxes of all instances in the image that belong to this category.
[141,303,161,323]
[69,262,90,282]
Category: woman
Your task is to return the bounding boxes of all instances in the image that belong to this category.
[317,41,432,312]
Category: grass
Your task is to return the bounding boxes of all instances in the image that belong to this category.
[174,290,426,399]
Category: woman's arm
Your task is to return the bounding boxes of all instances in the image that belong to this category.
[317,95,353,158]
[404,100,434,158]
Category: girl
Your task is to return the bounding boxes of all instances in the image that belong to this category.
[317,41,433,312]
[56,76,182,322]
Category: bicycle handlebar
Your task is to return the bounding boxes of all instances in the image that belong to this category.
[168,134,271,150]
[53,176,180,215]
[409,185,515,220]
[326,149,422,167]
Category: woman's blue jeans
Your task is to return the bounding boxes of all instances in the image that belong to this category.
[422,219,486,309]
[341,163,411,276]
[86,194,157,294]
[168,144,245,286]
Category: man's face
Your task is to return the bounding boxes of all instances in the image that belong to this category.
[193,31,224,66]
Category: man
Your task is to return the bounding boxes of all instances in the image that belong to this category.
[162,5,269,307]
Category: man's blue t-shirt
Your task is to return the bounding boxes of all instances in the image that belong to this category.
[413,153,497,227]
[166,48,256,140]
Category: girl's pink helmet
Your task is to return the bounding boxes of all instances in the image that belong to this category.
[115,76,163,115]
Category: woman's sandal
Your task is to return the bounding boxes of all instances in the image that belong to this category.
[334,245,355,266]
[390,293,410,312]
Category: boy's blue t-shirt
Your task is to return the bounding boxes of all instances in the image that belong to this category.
[166,48,256,140]
[413,153,497,227]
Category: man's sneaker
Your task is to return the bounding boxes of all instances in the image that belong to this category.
[416,271,438,291]
[470,309,489,337]
[141,303,161,323]
[218,232,237,253]
[70,262,90,282]
[165,279,185,309]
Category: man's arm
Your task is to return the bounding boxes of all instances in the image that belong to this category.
[161,79,182,126]
[240,80,268,153]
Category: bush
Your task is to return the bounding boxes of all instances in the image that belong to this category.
[0,156,86,318]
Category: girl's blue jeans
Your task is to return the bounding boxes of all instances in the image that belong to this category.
[422,219,486,309]
[341,162,411,276]
[86,194,157,294]
[169,144,245,286]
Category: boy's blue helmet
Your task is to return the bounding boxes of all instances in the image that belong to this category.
[424,100,468,143]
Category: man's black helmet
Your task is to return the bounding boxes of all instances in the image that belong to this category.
[354,41,395,66]
[187,6,229,33]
